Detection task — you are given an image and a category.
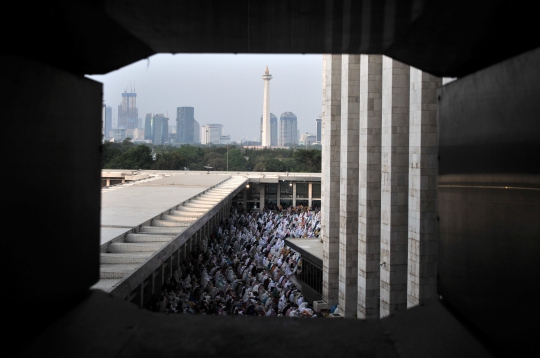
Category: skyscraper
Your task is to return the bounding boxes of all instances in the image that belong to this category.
[144,113,153,140]
[102,102,106,140]
[260,113,278,146]
[106,106,113,134]
[315,117,322,142]
[176,106,195,144]
[193,119,200,144]
[279,112,298,146]
[104,105,112,138]
[117,90,138,130]
[201,124,223,145]
[261,66,273,147]
[151,114,169,145]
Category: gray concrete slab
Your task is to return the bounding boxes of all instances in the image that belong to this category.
[286,238,323,261]
[100,174,229,245]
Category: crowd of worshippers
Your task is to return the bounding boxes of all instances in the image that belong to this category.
[146,208,323,317]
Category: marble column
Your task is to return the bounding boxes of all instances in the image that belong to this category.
[380,57,410,317]
[358,54,383,319]
[407,68,441,308]
[339,54,361,318]
[322,54,342,307]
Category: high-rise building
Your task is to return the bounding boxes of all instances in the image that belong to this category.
[117,90,138,130]
[260,113,277,146]
[201,124,223,145]
[193,119,200,144]
[176,106,195,144]
[102,102,106,141]
[103,105,112,138]
[144,113,152,140]
[279,112,298,146]
[151,114,169,145]
[315,117,322,142]
[261,66,273,147]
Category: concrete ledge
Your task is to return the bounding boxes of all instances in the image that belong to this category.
[125,234,174,243]
[20,290,493,358]
[161,214,198,222]
[107,242,166,253]
[138,226,185,234]
[151,220,191,227]
[100,253,151,264]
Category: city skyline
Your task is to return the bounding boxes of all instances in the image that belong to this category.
[87,53,323,143]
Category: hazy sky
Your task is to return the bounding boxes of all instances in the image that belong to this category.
[87,54,323,142]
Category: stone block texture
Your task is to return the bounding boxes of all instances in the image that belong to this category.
[322,54,342,305]
[339,54,360,318]
[380,56,410,318]
[407,68,442,308]
[358,55,383,319]
[321,55,441,319]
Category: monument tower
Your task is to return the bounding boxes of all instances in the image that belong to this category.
[261,66,273,147]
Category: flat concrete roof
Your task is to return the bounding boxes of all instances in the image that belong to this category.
[103,169,321,183]
[100,173,230,245]
[286,238,323,267]
[100,169,322,246]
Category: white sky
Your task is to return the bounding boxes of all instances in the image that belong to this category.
[87,53,323,142]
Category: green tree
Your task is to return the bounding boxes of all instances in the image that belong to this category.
[292,149,321,172]
[104,144,153,169]
[178,144,204,163]
[226,148,247,171]
[151,151,187,170]
[282,157,296,172]
[122,137,134,148]
[101,141,122,168]
[253,162,266,171]
[263,158,287,172]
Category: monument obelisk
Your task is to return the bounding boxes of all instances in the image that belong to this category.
[261,66,273,147]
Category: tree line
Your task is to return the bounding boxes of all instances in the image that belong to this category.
[101,138,321,173]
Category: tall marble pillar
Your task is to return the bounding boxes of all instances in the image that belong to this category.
[339,54,360,318]
[358,54,383,319]
[407,68,441,307]
[322,54,342,307]
[380,57,410,318]
[261,66,273,147]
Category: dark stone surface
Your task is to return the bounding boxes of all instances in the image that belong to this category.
[19,290,492,358]
[2,1,539,77]
[2,55,102,343]
[438,46,540,356]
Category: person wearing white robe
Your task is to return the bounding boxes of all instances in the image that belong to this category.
[285,263,295,277]
[278,294,287,312]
